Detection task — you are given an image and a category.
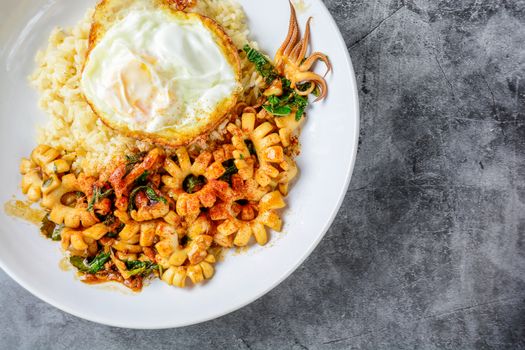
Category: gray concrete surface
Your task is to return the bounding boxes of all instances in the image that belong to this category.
[1,0,525,349]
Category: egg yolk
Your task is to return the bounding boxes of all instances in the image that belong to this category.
[107,56,170,123]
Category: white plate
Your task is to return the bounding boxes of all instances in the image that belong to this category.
[0,0,359,328]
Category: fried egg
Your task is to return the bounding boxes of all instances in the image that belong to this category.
[81,0,242,146]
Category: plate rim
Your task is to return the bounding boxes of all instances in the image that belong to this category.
[0,0,360,329]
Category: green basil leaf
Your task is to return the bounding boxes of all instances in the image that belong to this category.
[128,186,166,211]
[125,154,142,165]
[244,140,256,156]
[102,214,116,226]
[268,95,280,106]
[145,187,167,204]
[69,256,89,272]
[243,44,278,84]
[295,107,306,121]
[88,186,113,212]
[70,252,110,274]
[263,104,292,116]
[312,85,321,97]
[136,171,149,185]
[291,93,309,121]
[40,215,56,238]
[128,186,147,211]
[281,78,292,89]
[51,224,64,241]
[125,152,147,175]
[42,178,54,188]
[218,159,239,184]
[124,260,158,277]
[106,223,124,238]
[183,175,207,194]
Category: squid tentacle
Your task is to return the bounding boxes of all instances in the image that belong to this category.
[295,17,312,64]
[300,52,332,77]
[293,72,328,102]
[289,43,303,64]
[275,1,300,69]
[274,2,332,101]
[294,81,316,96]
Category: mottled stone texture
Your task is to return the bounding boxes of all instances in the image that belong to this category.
[2,0,525,349]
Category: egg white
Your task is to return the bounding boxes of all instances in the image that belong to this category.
[81,8,241,141]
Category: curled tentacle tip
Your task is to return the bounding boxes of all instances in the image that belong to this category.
[313,93,327,103]
[313,95,326,103]
[323,63,333,77]
[289,0,299,20]
[314,87,328,102]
